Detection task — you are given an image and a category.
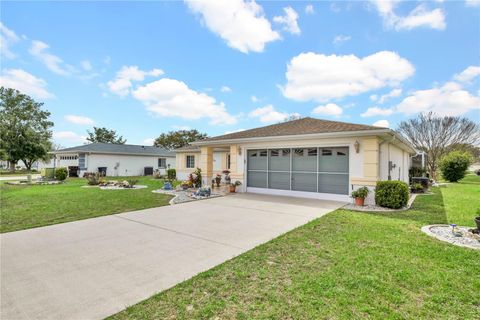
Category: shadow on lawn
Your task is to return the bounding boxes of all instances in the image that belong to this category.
[360,187,448,226]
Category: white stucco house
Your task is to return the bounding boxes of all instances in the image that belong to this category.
[175,117,415,203]
[50,143,175,177]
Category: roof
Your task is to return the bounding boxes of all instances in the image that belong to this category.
[198,117,384,142]
[175,145,200,152]
[53,143,175,157]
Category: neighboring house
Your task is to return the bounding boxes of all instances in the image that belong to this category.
[50,143,175,177]
[175,117,415,203]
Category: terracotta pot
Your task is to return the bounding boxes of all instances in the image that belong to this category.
[354,197,365,206]
[229,185,236,193]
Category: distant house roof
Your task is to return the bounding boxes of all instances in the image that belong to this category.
[53,143,175,157]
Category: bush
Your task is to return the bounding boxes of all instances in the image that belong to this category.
[410,182,424,193]
[54,167,68,181]
[167,168,176,180]
[86,172,102,185]
[126,178,138,187]
[476,169,480,176]
[375,181,409,209]
[439,151,472,182]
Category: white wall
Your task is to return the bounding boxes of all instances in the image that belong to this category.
[85,154,175,177]
[379,143,410,183]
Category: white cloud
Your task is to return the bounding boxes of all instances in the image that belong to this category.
[132,78,237,125]
[372,120,390,128]
[0,22,20,59]
[453,66,480,83]
[81,60,93,71]
[283,51,414,102]
[370,94,378,102]
[142,138,155,146]
[64,115,95,125]
[465,0,480,7]
[29,40,75,76]
[52,131,87,144]
[312,103,343,117]
[378,88,402,103]
[0,68,54,99]
[395,82,480,116]
[220,86,232,92]
[186,0,280,53]
[273,7,301,35]
[251,95,259,102]
[371,1,446,31]
[107,65,164,96]
[248,104,300,123]
[361,106,394,117]
[305,4,315,14]
[333,35,351,45]
[225,128,246,134]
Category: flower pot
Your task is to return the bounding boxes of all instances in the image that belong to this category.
[229,185,236,193]
[475,217,480,230]
[354,197,365,206]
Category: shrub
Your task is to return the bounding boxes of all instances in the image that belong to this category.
[126,179,138,187]
[189,168,202,187]
[375,180,409,209]
[351,186,369,199]
[86,172,102,185]
[476,169,480,176]
[54,167,68,181]
[439,151,472,182]
[167,168,176,180]
[410,182,424,193]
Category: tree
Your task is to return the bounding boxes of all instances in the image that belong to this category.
[86,127,126,144]
[397,112,480,180]
[153,129,208,150]
[0,87,53,171]
[439,151,472,182]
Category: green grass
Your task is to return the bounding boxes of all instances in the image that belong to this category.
[0,176,172,233]
[109,176,480,320]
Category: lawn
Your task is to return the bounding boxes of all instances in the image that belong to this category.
[0,176,172,233]
[109,175,480,319]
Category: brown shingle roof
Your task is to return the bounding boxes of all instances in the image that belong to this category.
[200,117,384,143]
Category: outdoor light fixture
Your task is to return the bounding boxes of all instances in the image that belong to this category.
[354,140,360,153]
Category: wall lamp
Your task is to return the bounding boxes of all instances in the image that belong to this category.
[354,140,360,153]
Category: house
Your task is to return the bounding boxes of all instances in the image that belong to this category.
[175,117,416,203]
[50,143,175,177]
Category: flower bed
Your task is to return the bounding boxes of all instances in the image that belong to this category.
[421,225,480,249]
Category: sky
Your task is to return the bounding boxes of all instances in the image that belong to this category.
[1,0,479,147]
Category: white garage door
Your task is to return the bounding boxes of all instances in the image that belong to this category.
[247,147,349,195]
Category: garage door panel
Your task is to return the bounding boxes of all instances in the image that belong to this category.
[319,147,349,173]
[292,173,317,192]
[292,148,317,172]
[248,150,267,170]
[268,172,290,190]
[268,149,290,171]
[247,171,267,188]
[318,174,349,195]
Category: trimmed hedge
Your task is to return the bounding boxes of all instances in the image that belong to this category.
[167,168,176,180]
[439,151,472,182]
[54,167,68,181]
[375,180,409,209]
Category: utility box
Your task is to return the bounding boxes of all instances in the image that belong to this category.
[144,167,154,176]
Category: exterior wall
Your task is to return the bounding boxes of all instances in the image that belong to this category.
[85,154,175,177]
[379,142,411,182]
[176,151,228,181]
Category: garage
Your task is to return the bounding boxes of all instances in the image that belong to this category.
[247,147,349,196]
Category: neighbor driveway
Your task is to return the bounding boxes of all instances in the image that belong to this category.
[1,193,344,320]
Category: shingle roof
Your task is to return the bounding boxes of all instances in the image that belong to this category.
[200,117,384,142]
[53,143,175,156]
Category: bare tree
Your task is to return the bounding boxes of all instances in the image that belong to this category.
[397,112,480,179]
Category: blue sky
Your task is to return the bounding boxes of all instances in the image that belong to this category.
[1,0,479,147]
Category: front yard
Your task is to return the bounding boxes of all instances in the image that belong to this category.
[0,176,172,233]
[110,175,480,319]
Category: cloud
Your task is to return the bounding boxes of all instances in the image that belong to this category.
[378,88,402,103]
[0,68,54,99]
[64,115,95,125]
[224,128,246,134]
[142,138,155,146]
[0,22,20,59]
[312,103,343,117]
[465,0,480,7]
[282,51,414,102]
[81,60,93,71]
[220,86,232,92]
[107,65,164,96]
[395,81,480,116]
[132,78,237,125]
[361,107,394,117]
[372,120,390,128]
[333,35,351,44]
[453,66,480,83]
[52,131,87,144]
[305,4,315,14]
[29,40,75,76]
[248,104,300,123]
[186,0,280,53]
[273,7,301,35]
[251,95,259,102]
[371,1,446,31]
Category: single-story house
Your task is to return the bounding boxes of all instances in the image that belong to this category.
[175,117,416,203]
[50,143,175,177]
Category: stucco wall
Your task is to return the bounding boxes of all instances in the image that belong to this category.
[85,154,175,177]
[379,142,410,183]
[176,151,228,181]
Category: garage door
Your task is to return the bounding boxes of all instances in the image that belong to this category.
[247,147,349,195]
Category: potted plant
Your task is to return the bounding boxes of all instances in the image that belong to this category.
[475,209,480,230]
[215,174,222,187]
[229,180,242,193]
[351,186,369,206]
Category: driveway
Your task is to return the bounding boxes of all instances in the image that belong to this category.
[1,193,344,320]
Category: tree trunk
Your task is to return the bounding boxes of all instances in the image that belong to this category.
[9,160,16,172]
[22,159,33,171]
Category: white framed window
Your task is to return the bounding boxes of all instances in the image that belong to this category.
[186,155,195,168]
[158,158,166,168]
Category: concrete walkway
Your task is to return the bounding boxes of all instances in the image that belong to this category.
[0,174,41,181]
[1,193,344,320]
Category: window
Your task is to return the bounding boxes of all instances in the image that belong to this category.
[59,155,78,160]
[158,158,166,168]
[282,149,290,156]
[270,150,279,157]
[251,152,257,157]
[322,149,332,156]
[259,150,267,157]
[337,151,346,156]
[307,148,318,156]
[186,155,195,168]
[294,148,304,156]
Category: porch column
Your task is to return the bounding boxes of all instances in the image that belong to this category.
[199,146,213,186]
[229,144,244,186]
[362,137,380,185]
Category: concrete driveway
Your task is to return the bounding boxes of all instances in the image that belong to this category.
[1,193,344,320]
